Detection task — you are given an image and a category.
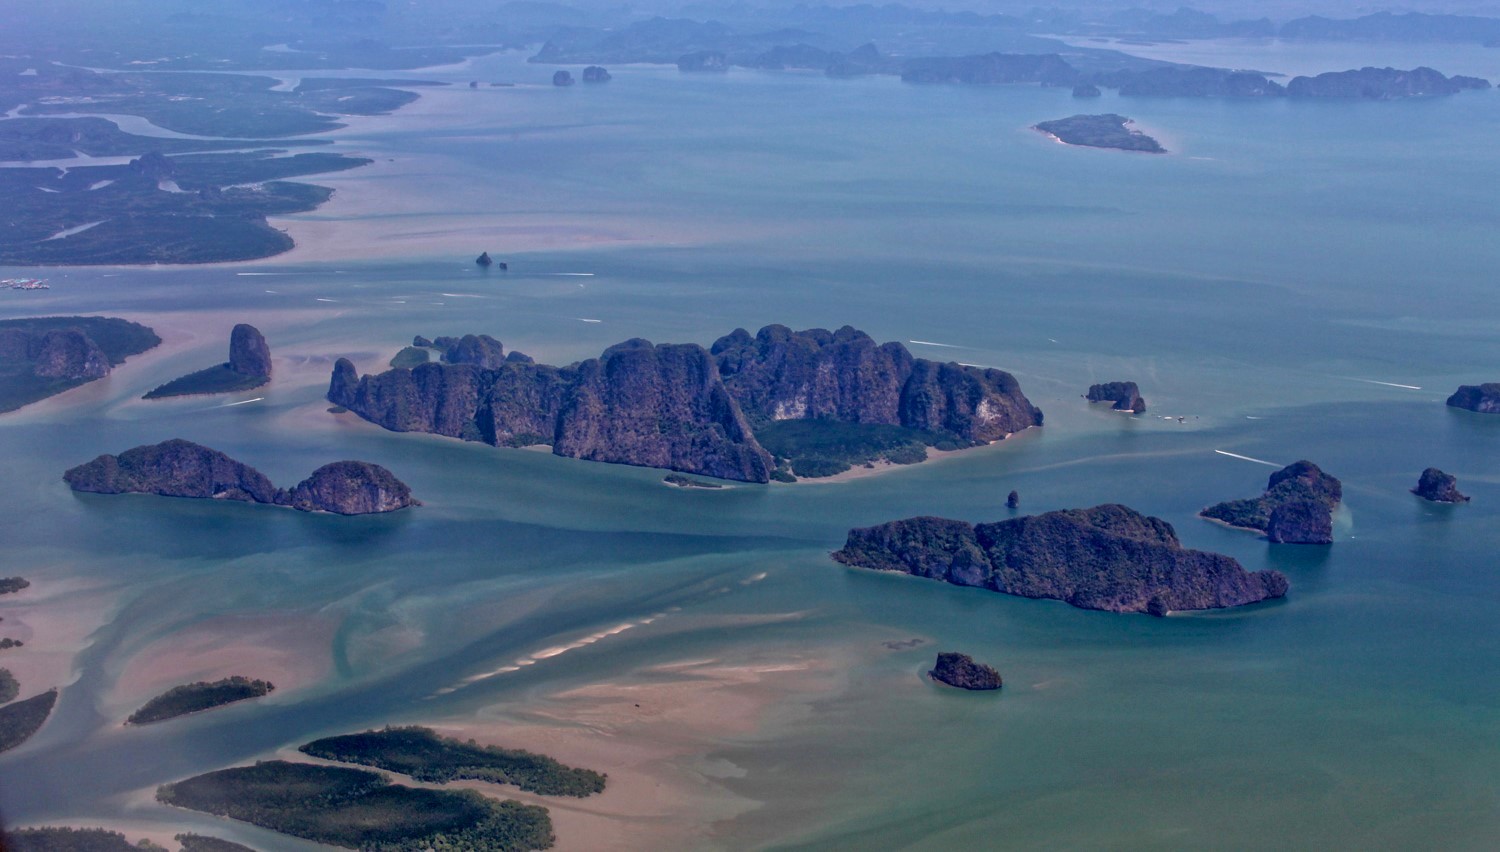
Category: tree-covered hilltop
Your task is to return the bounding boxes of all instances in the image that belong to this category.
[126,677,275,725]
[1201,460,1342,544]
[834,504,1289,615]
[1034,115,1164,153]
[0,576,30,595]
[0,668,18,704]
[300,727,606,797]
[157,761,554,852]
[0,317,160,413]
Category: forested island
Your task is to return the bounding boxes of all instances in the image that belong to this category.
[1201,460,1342,545]
[299,727,607,797]
[143,325,271,400]
[157,761,554,851]
[126,677,275,725]
[65,439,417,515]
[833,504,1288,615]
[330,325,1042,483]
[1035,114,1164,153]
[0,317,161,413]
[0,689,58,754]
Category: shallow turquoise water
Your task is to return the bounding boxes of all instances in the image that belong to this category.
[1,48,1499,849]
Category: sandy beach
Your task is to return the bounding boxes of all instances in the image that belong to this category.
[107,610,337,722]
[0,576,117,703]
[419,649,848,852]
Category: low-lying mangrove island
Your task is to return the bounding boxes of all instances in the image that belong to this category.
[127,676,275,725]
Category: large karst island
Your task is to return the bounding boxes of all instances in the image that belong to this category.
[329,325,1043,482]
[1201,460,1342,545]
[832,504,1288,615]
[1446,383,1500,413]
[64,439,417,515]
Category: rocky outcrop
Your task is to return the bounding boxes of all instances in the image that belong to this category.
[929,652,1001,690]
[554,340,774,481]
[552,70,574,86]
[64,439,279,503]
[678,51,728,72]
[834,505,1288,614]
[285,461,418,515]
[1086,381,1146,413]
[1413,468,1469,503]
[1446,383,1500,413]
[228,324,271,378]
[582,66,611,82]
[1201,460,1341,544]
[710,325,1042,444]
[1288,66,1490,99]
[1006,490,1020,510]
[130,151,175,180]
[443,334,506,370]
[330,325,1042,483]
[1072,83,1102,98]
[64,440,415,515]
[31,329,110,380]
[475,252,493,267]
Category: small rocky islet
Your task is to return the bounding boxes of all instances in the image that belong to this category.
[833,504,1288,616]
[1201,460,1342,544]
[929,652,1002,690]
[1446,383,1500,413]
[1413,468,1469,504]
[1086,380,1147,413]
[63,439,417,515]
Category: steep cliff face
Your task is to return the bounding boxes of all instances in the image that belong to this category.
[444,334,506,370]
[833,504,1288,614]
[31,329,110,380]
[228,324,272,378]
[1201,460,1341,544]
[710,325,1042,443]
[64,439,279,503]
[1413,468,1469,503]
[286,461,417,515]
[711,325,912,425]
[330,325,1043,483]
[65,441,415,515]
[1447,383,1500,413]
[1086,381,1147,413]
[554,340,774,482]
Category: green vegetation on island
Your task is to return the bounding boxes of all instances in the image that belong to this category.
[0,688,58,754]
[0,116,329,162]
[390,347,433,369]
[0,151,371,265]
[8,826,166,852]
[174,834,255,852]
[0,317,160,413]
[300,727,607,797]
[1033,114,1165,153]
[756,420,950,480]
[143,366,268,400]
[126,676,275,725]
[0,576,30,594]
[157,760,554,852]
[0,668,18,704]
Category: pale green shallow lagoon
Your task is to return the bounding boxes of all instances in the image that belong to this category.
[1,48,1499,849]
